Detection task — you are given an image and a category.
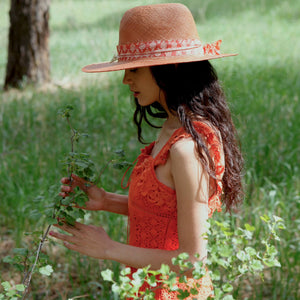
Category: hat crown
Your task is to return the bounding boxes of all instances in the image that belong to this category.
[119,3,199,45]
[82,3,237,73]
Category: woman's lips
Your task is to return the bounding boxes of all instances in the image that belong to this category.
[130,88,140,97]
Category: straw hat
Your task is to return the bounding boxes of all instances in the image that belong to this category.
[82,3,237,73]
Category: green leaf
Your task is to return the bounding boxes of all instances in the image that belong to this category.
[2,256,13,264]
[213,287,223,298]
[132,269,146,287]
[178,275,187,283]
[219,244,232,257]
[222,283,233,293]
[172,252,189,267]
[251,259,264,271]
[120,267,131,276]
[239,228,253,240]
[13,248,29,257]
[159,264,170,275]
[6,290,17,297]
[1,281,11,291]
[72,208,86,219]
[210,270,221,281]
[114,149,125,157]
[263,258,281,268]
[244,223,255,232]
[260,214,270,223]
[148,275,157,287]
[178,252,189,260]
[39,265,53,276]
[46,217,57,225]
[101,269,114,282]
[266,245,278,256]
[165,272,177,289]
[15,284,25,292]
[111,283,121,295]
[237,250,248,262]
[61,198,72,206]
[190,288,199,295]
[65,214,76,226]
[273,215,284,223]
[245,247,256,257]
[177,289,190,299]
[238,264,248,274]
[192,260,206,279]
[120,275,131,285]
[131,277,143,289]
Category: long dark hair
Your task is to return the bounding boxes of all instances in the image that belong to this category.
[133,61,243,211]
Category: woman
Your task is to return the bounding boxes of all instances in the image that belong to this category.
[50,3,243,299]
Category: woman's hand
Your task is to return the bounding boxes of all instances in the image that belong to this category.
[49,221,113,260]
[60,174,106,211]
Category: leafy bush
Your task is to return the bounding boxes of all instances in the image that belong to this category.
[100,214,284,299]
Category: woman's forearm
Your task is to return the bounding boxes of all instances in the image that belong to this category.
[107,240,206,273]
[103,191,129,215]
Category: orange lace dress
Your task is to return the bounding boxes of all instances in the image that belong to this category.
[124,121,225,299]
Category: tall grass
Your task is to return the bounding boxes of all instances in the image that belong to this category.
[0,0,299,299]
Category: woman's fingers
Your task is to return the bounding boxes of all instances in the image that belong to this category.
[49,230,73,243]
[53,220,80,233]
[50,221,111,259]
[59,185,73,197]
[60,175,79,196]
[60,177,74,197]
[50,221,81,243]
[60,174,93,196]
[71,174,93,192]
[61,177,70,184]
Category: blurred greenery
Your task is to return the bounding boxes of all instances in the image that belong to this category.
[0,0,299,299]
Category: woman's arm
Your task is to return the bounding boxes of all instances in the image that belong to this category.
[51,138,209,272]
[103,191,129,215]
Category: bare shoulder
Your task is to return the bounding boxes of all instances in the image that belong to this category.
[169,137,198,161]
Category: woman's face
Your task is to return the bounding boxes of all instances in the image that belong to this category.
[122,67,164,107]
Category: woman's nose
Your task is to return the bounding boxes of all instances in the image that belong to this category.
[122,70,132,85]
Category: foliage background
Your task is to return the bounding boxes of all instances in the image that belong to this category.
[0,0,299,299]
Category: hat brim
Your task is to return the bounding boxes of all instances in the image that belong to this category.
[82,53,238,73]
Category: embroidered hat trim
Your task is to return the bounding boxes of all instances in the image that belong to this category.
[114,39,222,62]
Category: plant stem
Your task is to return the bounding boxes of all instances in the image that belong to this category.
[66,116,76,179]
[21,224,52,300]
[69,295,90,299]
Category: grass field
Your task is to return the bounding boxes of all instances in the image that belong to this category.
[0,0,299,299]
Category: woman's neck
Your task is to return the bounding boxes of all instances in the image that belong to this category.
[155,115,181,144]
[163,113,181,129]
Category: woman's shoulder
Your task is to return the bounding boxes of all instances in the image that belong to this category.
[169,136,195,160]
[169,120,224,163]
[170,119,221,144]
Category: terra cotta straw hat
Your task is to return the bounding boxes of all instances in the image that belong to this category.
[82,3,237,73]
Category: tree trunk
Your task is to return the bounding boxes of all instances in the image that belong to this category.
[4,0,51,89]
